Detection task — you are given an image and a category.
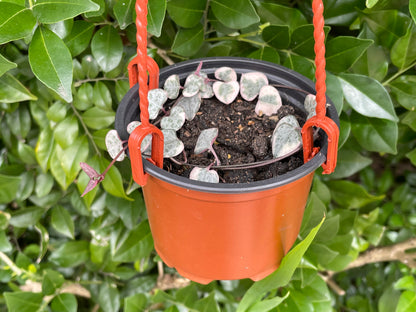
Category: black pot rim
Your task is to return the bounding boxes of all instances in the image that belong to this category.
[115,57,340,194]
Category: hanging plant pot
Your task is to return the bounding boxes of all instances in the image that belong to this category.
[115,57,339,284]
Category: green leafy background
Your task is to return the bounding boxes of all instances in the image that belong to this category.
[1,0,416,311]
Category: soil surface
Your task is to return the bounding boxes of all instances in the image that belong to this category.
[163,96,307,183]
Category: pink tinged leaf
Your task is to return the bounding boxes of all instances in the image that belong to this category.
[105,130,126,161]
[81,178,100,197]
[215,67,237,82]
[163,74,181,99]
[271,115,302,158]
[148,88,168,119]
[162,129,184,158]
[177,93,201,121]
[240,72,269,101]
[213,81,239,104]
[304,94,317,120]
[183,74,204,97]
[255,85,282,116]
[80,162,100,179]
[189,167,219,183]
[194,128,219,154]
[160,106,186,131]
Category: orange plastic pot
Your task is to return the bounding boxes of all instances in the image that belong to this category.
[115,57,339,284]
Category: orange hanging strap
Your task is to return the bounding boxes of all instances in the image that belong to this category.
[127,0,164,186]
[301,0,339,174]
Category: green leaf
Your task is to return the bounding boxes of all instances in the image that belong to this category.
[35,126,54,172]
[0,53,16,77]
[326,37,373,73]
[0,73,37,103]
[247,47,280,64]
[64,20,95,57]
[362,10,411,48]
[248,293,289,312]
[124,293,147,312]
[4,292,44,312]
[378,286,401,312]
[113,0,134,30]
[256,3,306,30]
[50,145,70,189]
[262,25,290,50]
[326,73,343,114]
[351,45,388,81]
[172,24,204,57]
[406,148,416,166]
[411,0,416,24]
[47,101,67,123]
[148,0,166,36]
[82,107,115,130]
[98,282,120,312]
[211,0,259,29]
[396,291,416,312]
[290,24,331,59]
[93,81,112,111]
[6,105,31,139]
[98,157,131,200]
[10,206,45,228]
[394,276,416,291]
[331,148,372,180]
[16,171,35,202]
[42,269,65,295]
[0,230,12,252]
[29,27,73,102]
[91,25,123,72]
[350,112,398,154]
[49,240,89,267]
[51,206,75,239]
[58,136,89,184]
[51,293,78,312]
[0,3,36,44]
[283,54,314,80]
[193,292,221,312]
[32,0,100,24]
[323,0,364,26]
[106,193,143,229]
[53,115,79,149]
[391,24,416,69]
[329,180,385,209]
[237,217,325,312]
[389,75,416,111]
[300,193,326,239]
[167,0,206,28]
[338,73,398,121]
[111,221,153,262]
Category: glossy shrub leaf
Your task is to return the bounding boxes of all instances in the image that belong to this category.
[326,73,343,114]
[148,0,166,36]
[323,0,364,25]
[411,0,416,23]
[283,54,315,80]
[49,240,89,267]
[6,106,31,139]
[362,10,411,48]
[51,206,75,239]
[172,24,204,57]
[167,0,205,28]
[42,269,65,295]
[331,148,372,179]
[29,27,73,102]
[64,20,94,57]
[36,126,54,172]
[329,180,385,209]
[93,81,112,111]
[237,217,325,312]
[391,24,416,69]
[326,37,373,73]
[352,45,388,82]
[389,75,416,111]
[111,221,153,262]
[338,73,398,121]
[98,282,120,312]
[0,54,16,77]
[98,157,131,200]
[53,115,79,149]
[290,25,331,59]
[395,290,416,312]
[0,3,36,44]
[50,145,71,190]
[114,0,135,29]
[0,174,21,204]
[51,294,77,312]
[248,47,280,64]
[32,0,100,24]
[211,0,259,29]
[4,292,44,312]
[124,293,147,312]
[91,25,123,72]
[350,112,398,154]
[256,3,306,30]
[0,73,37,103]
[406,149,416,166]
[10,207,45,227]
[82,107,115,130]
[262,25,290,50]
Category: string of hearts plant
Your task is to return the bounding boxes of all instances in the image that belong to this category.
[80,62,319,195]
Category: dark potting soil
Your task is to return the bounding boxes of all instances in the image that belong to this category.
[163,96,307,183]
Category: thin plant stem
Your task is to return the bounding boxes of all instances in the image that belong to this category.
[382,61,416,86]
[73,76,128,88]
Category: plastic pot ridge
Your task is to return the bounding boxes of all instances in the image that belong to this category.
[115,57,339,284]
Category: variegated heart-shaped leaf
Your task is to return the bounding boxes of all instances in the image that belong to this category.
[105,129,125,161]
[213,81,239,104]
[215,67,237,82]
[162,129,184,158]
[304,94,317,120]
[160,106,186,131]
[194,128,219,154]
[183,74,204,97]
[271,115,302,158]
[255,85,282,116]
[240,72,268,101]
[177,93,201,121]
[200,81,214,98]
[148,88,168,119]
[164,74,181,99]
[127,121,152,154]
[189,167,219,183]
